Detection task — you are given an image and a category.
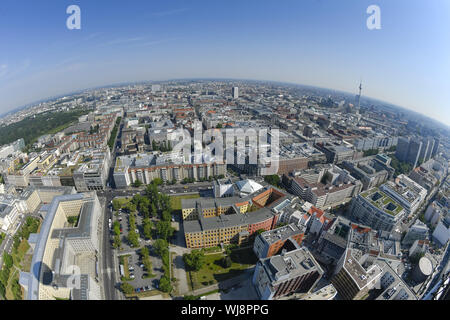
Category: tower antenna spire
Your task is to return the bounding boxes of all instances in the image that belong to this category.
[358,79,362,109]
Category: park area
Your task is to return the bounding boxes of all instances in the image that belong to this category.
[186,247,257,291]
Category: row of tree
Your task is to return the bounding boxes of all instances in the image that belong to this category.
[140,246,154,278]
[154,239,173,293]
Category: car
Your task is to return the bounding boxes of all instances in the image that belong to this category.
[140,264,145,268]
[135,229,139,233]
[130,275,135,279]
[129,267,135,271]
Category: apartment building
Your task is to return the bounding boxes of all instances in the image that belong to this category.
[114,152,226,187]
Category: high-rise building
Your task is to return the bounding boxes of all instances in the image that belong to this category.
[395,136,438,168]
[232,86,239,99]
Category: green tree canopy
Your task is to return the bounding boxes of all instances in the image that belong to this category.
[156,221,175,241]
[183,250,206,271]
[120,282,134,295]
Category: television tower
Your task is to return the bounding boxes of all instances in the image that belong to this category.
[357,81,362,110]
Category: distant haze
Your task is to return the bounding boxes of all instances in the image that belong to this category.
[0,0,449,126]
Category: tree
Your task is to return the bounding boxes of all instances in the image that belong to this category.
[221,256,232,268]
[133,179,143,188]
[183,250,206,271]
[159,275,172,293]
[150,203,157,217]
[3,253,13,269]
[152,178,163,186]
[264,174,280,187]
[137,196,150,211]
[128,230,139,247]
[363,148,379,157]
[0,282,5,299]
[154,239,169,257]
[112,199,122,211]
[161,210,172,222]
[125,202,137,213]
[113,221,120,236]
[120,282,134,295]
[0,268,10,287]
[143,218,153,240]
[12,235,20,253]
[113,234,121,249]
[156,221,175,241]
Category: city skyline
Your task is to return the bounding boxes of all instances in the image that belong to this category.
[1,0,449,126]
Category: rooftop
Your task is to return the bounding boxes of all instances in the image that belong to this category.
[360,188,404,216]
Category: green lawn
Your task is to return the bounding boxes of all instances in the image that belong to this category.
[169,194,200,214]
[4,239,30,300]
[187,247,257,291]
[5,269,22,300]
[12,240,30,269]
[119,255,132,281]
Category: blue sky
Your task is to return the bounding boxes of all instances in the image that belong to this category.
[1,0,449,125]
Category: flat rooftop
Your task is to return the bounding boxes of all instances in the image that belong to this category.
[360,188,404,216]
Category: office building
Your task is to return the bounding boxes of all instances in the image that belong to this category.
[380,174,427,216]
[287,165,362,209]
[252,247,323,300]
[232,87,239,99]
[253,223,306,259]
[183,187,287,248]
[402,220,429,245]
[349,188,405,232]
[19,192,102,300]
[341,154,394,191]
